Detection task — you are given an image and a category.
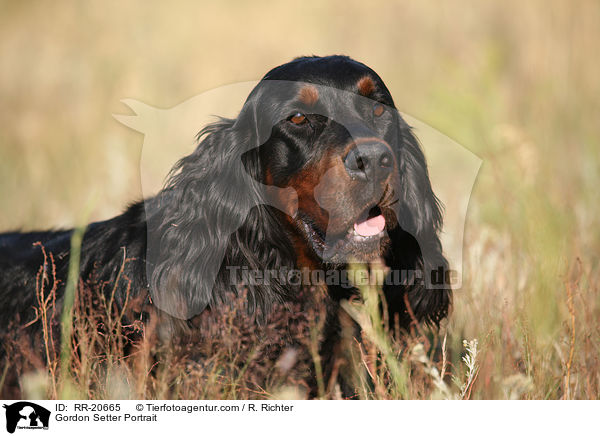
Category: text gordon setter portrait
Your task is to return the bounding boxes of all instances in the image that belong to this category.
[0,55,451,398]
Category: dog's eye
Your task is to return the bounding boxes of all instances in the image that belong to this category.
[289,112,307,125]
[373,103,385,117]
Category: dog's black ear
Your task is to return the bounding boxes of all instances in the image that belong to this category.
[145,95,296,320]
[146,119,244,319]
[383,115,451,330]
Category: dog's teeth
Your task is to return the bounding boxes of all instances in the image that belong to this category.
[351,229,385,242]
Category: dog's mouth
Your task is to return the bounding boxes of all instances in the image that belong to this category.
[352,206,387,238]
[299,204,392,263]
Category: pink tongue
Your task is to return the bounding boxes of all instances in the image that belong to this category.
[353,214,386,237]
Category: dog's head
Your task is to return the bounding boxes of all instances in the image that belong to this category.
[239,56,441,266]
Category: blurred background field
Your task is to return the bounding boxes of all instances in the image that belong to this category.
[0,1,598,399]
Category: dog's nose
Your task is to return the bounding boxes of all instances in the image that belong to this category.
[344,142,393,182]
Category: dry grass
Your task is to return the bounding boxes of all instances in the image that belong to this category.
[2,251,487,400]
[1,1,599,399]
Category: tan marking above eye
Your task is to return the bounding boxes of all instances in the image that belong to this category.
[357,76,375,96]
[373,103,385,117]
[290,112,307,125]
[298,85,319,106]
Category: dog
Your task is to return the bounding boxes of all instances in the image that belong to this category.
[0,55,450,396]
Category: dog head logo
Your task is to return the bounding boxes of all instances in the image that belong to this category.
[3,402,50,433]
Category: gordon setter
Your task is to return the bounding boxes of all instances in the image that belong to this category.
[0,55,450,395]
